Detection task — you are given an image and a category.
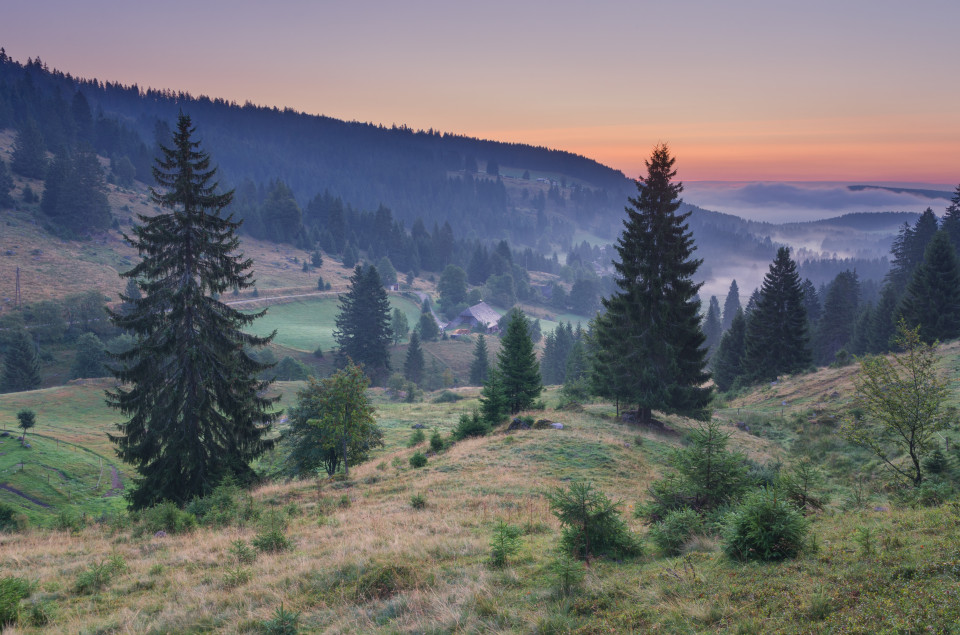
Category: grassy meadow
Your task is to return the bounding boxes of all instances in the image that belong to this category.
[1,340,960,631]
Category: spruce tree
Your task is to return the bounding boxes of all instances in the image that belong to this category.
[592,144,711,423]
[107,114,278,509]
[721,280,741,331]
[469,333,490,385]
[703,296,722,356]
[711,309,746,392]
[0,158,13,208]
[813,270,860,365]
[333,264,393,381]
[0,330,41,393]
[479,368,508,425]
[800,279,821,325]
[417,312,440,342]
[11,118,47,179]
[943,184,960,254]
[743,247,811,382]
[497,309,542,414]
[404,330,425,385]
[898,230,960,343]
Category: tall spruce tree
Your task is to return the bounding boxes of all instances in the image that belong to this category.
[403,330,425,385]
[497,309,542,413]
[898,230,960,343]
[333,264,393,381]
[0,158,13,208]
[703,296,722,356]
[10,118,47,179]
[592,144,711,423]
[721,280,741,331]
[743,247,811,382]
[943,184,960,254]
[711,309,746,392]
[813,270,860,365]
[107,114,278,509]
[469,333,490,385]
[0,330,41,393]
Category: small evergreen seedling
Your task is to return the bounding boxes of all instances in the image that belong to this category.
[489,520,522,567]
[409,452,427,468]
[430,429,444,452]
[410,493,427,509]
[407,428,426,447]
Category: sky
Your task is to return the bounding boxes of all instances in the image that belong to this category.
[3,0,960,184]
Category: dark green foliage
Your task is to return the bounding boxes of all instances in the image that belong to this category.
[641,420,749,521]
[1,330,41,393]
[0,577,31,626]
[887,209,940,293]
[453,410,489,440]
[409,451,427,468]
[107,114,278,509]
[185,477,260,528]
[417,312,440,342]
[261,180,302,243]
[253,511,292,553]
[11,118,46,179]
[334,264,393,381]
[390,308,409,346]
[407,428,426,447]
[778,459,828,512]
[723,489,808,561]
[800,278,821,325]
[568,278,598,316]
[649,508,706,557]
[743,247,811,382]
[376,257,397,288]
[134,501,198,536]
[0,158,14,208]
[711,309,746,392]
[111,155,136,187]
[74,561,118,594]
[469,333,489,385]
[548,481,642,560]
[403,331,425,385]
[0,502,26,533]
[272,356,313,381]
[429,429,444,452]
[40,145,112,231]
[489,520,522,567]
[814,271,860,365]
[497,309,542,414]
[540,322,579,385]
[703,296,723,355]
[722,279,741,331]
[285,364,384,477]
[899,230,960,344]
[71,332,107,379]
[16,409,35,443]
[943,184,960,254]
[593,144,711,423]
[410,492,427,509]
[438,264,468,317]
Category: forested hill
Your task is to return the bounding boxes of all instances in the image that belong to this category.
[0,50,630,246]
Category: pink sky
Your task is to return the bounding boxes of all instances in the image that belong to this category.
[3,0,959,182]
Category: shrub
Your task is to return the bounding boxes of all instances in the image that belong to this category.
[452,411,488,440]
[548,481,642,560]
[0,502,26,533]
[649,508,706,557]
[409,452,427,468]
[407,429,426,447]
[410,493,427,509]
[261,602,301,635]
[222,566,252,588]
[53,509,85,533]
[229,539,257,565]
[723,489,808,561]
[136,500,197,535]
[489,520,522,567]
[26,598,54,626]
[432,390,462,403]
[429,430,444,452]
[252,512,292,553]
[0,577,31,627]
[75,561,114,594]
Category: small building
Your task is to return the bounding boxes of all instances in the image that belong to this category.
[445,301,502,334]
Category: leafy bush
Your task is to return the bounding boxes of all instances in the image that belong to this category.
[649,508,706,557]
[489,520,522,567]
[723,489,808,561]
[0,502,27,533]
[429,430,445,452]
[452,411,489,440]
[548,481,642,560]
[135,500,197,536]
[0,577,31,627]
[410,493,427,509]
[409,452,427,468]
[432,390,463,403]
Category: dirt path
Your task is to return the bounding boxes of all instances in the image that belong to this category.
[103,466,124,497]
[0,483,51,508]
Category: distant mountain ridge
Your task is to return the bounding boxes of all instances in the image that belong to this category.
[848,185,953,200]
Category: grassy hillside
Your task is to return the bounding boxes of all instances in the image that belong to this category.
[1,343,959,632]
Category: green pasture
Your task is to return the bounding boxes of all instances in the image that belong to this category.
[244,295,422,353]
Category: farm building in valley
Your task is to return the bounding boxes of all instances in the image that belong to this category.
[445,301,502,334]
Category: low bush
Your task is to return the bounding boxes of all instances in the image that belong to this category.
[0,576,31,627]
[0,502,27,533]
[407,429,426,447]
[452,411,488,440]
[409,452,427,468]
[429,430,445,452]
[649,508,706,557]
[432,390,463,403]
[135,500,197,536]
[548,481,642,560]
[723,489,808,561]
